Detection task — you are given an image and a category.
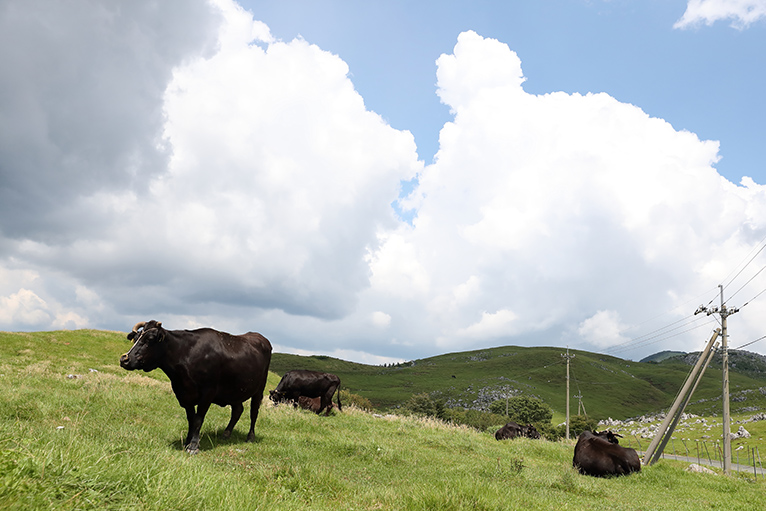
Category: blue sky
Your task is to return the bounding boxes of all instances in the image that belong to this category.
[1,0,766,365]
[245,0,765,184]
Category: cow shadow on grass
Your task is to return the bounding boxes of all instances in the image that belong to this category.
[167,429,266,453]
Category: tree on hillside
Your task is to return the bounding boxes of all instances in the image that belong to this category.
[568,415,598,437]
[489,396,553,424]
[403,393,447,420]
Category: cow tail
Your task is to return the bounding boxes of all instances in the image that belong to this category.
[337,386,342,411]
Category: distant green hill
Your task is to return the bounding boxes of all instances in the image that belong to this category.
[639,350,686,363]
[272,345,766,421]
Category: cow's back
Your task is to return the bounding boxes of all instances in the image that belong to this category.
[170,329,272,406]
[495,421,522,440]
[275,369,339,397]
[573,432,640,477]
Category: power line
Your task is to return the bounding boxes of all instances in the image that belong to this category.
[607,315,717,355]
[733,335,766,351]
[740,286,766,308]
[722,232,766,292]
[727,263,766,302]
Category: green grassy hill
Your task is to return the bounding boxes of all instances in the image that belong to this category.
[271,346,766,420]
[639,350,686,363]
[2,329,765,510]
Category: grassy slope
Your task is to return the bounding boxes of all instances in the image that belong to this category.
[271,346,766,420]
[1,330,765,510]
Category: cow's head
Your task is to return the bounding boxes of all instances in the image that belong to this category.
[269,389,288,404]
[120,320,166,372]
[524,424,541,439]
[594,430,622,444]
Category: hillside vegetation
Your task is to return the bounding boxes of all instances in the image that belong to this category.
[271,346,766,420]
[1,329,765,510]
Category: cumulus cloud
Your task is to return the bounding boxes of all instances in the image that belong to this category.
[368,30,766,357]
[577,310,630,349]
[371,311,392,328]
[0,0,421,335]
[3,4,766,364]
[0,0,221,242]
[675,0,766,29]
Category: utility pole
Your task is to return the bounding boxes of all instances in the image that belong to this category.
[643,329,720,466]
[562,348,575,440]
[574,392,586,416]
[695,285,739,475]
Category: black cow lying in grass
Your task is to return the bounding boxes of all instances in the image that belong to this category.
[572,430,640,477]
[120,320,272,454]
[495,421,541,440]
[269,369,342,415]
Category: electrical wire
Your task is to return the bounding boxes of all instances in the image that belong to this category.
[727,263,766,302]
[722,232,766,292]
[740,286,766,309]
[606,314,715,355]
[732,335,766,351]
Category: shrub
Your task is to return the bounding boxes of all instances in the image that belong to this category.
[532,421,565,442]
[338,389,375,412]
[443,408,508,431]
[402,393,447,420]
[489,396,553,424]
[568,415,598,437]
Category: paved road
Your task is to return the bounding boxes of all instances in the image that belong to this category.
[643,451,766,475]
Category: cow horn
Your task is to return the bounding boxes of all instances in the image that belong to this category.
[132,321,147,333]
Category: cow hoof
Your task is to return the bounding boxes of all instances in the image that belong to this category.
[222,430,232,440]
[185,446,200,455]
[246,433,255,443]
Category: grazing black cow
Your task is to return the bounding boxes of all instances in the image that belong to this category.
[120,320,272,454]
[269,370,342,415]
[495,421,541,441]
[297,395,335,414]
[572,430,640,477]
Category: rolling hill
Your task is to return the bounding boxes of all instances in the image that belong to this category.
[271,345,766,420]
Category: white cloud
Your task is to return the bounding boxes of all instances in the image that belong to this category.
[577,310,630,349]
[371,311,392,328]
[1,0,421,326]
[675,0,766,29]
[367,30,766,358]
[0,289,51,326]
[450,309,519,343]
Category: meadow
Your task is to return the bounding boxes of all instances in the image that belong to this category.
[1,330,765,510]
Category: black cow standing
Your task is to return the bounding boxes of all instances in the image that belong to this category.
[269,369,342,415]
[572,430,641,477]
[495,421,541,441]
[120,320,272,454]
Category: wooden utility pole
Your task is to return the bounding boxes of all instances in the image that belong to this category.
[643,329,720,466]
[574,392,586,416]
[562,348,575,440]
[695,285,738,475]
[720,285,733,475]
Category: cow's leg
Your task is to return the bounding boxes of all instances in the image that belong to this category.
[184,406,196,446]
[316,393,329,415]
[185,401,211,454]
[223,402,244,439]
[321,383,340,415]
[247,395,263,442]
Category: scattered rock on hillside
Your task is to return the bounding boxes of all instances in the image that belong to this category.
[732,426,751,439]
[686,464,717,475]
